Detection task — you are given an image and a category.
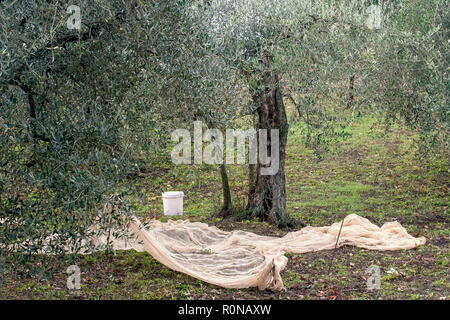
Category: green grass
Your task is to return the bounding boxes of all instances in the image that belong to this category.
[1,115,448,300]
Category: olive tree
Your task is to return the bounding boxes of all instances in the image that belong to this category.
[187,0,447,226]
[0,0,202,255]
[192,0,379,226]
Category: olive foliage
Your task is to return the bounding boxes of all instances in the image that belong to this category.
[0,0,447,254]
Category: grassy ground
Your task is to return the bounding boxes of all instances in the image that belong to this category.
[1,116,448,300]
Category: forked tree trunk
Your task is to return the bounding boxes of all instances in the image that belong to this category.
[201,119,233,217]
[246,52,290,227]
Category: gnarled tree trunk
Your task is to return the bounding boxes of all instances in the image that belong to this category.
[246,52,290,227]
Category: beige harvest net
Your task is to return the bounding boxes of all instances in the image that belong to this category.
[107,213,426,291]
[1,213,426,290]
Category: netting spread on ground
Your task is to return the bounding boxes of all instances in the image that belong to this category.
[119,214,426,291]
[1,214,426,290]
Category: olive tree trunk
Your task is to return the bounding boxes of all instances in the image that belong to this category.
[219,163,232,216]
[246,52,290,227]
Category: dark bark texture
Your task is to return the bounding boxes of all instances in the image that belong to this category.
[346,75,355,109]
[246,52,290,226]
[219,163,232,216]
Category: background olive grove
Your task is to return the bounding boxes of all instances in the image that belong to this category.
[0,0,448,259]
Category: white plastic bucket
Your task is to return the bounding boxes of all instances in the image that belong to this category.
[162,191,184,216]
